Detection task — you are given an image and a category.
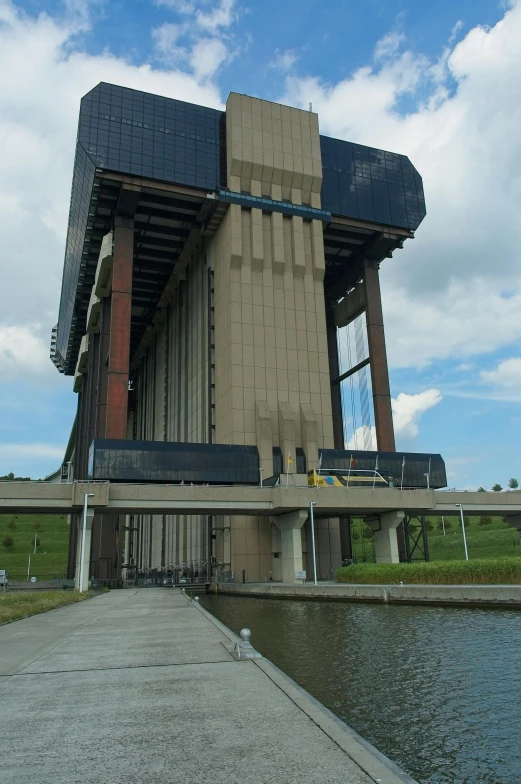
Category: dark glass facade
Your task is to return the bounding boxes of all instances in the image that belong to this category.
[319,449,446,489]
[54,143,96,369]
[55,81,426,372]
[320,137,426,231]
[78,82,222,189]
[88,439,260,484]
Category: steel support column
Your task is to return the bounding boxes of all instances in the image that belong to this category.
[106,216,133,439]
[363,260,395,452]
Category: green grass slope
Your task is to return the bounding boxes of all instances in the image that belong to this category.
[350,515,521,563]
[0,514,69,581]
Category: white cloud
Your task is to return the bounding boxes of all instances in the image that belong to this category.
[280,2,521,369]
[269,49,298,71]
[155,0,195,12]
[347,425,376,451]
[0,1,224,387]
[152,0,238,76]
[344,390,442,448]
[374,31,406,60]
[190,36,230,80]
[480,357,521,401]
[391,389,442,440]
[196,0,236,32]
[0,325,60,384]
[152,22,188,62]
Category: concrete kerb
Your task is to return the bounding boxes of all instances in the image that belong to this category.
[193,596,419,784]
[215,581,521,609]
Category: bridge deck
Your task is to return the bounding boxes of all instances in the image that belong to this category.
[1,481,520,519]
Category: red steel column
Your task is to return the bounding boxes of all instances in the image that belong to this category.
[106,216,133,439]
[363,260,396,452]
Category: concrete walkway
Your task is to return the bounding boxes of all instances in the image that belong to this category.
[0,589,416,784]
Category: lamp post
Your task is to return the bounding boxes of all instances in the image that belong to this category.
[455,503,469,561]
[309,501,318,586]
[79,493,95,592]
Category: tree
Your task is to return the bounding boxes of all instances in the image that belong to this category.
[361,527,374,540]
[479,516,493,527]
[32,521,42,531]
[508,478,519,490]
[444,519,452,531]
[492,484,503,492]
[351,532,360,541]
[477,486,486,492]
[425,520,434,532]
[7,520,17,531]
[2,536,14,549]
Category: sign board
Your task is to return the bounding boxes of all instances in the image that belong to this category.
[295,570,306,580]
[30,576,37,583]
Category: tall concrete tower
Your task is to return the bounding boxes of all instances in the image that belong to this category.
[51,84,426,583]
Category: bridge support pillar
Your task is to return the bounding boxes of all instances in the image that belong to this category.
[274,510,308,583]
[75,509,95,591]
[506,515,521,544]
[365,510,404,563]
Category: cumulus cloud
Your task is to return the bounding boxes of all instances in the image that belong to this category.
[392,389,443,440]
[281,1,521,369]
[345,390,442,449]
[152,0,238,77]
[480,357,521,401]
[0,325,59,384]
[269,49,298,71]
[0,1,223,386]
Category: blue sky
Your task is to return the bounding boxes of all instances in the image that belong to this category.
[0,0,520,489]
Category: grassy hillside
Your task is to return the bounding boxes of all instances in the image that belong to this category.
[350,515,521,563]
[0,513,69,581]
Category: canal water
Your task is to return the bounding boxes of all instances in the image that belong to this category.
[200,595,521,784]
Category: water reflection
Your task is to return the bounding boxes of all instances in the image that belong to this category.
[201,595,521,784]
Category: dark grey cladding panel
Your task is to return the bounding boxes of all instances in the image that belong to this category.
[319,136,426,231]
[78,82,223,190]
[318,449,446,489]
[88,439,260,484]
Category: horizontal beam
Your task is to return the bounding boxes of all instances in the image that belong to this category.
[1,484,520,518]
[332,357,370,385]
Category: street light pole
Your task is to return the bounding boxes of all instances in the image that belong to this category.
[79,493,95,592]
[310,501,318,586]
[455,503,469,561]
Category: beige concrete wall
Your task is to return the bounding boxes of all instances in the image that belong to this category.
[209,93,335,581]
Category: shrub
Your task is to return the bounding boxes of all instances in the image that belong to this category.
[2,536,14,549]
[479,516,493,527]
[7,520,17,531]
[336,558,521,585]
[32,521,42,531]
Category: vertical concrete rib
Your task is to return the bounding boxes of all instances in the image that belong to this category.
[106,217,133,439]
[363,260,396,452]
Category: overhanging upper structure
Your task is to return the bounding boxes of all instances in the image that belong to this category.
[50,83,427,585]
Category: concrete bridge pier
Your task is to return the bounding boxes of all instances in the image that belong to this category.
[274,510,309,583]
[74,508,94,591]
[365,510,404,563]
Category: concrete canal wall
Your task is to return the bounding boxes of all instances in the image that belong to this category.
[214,581,521,608]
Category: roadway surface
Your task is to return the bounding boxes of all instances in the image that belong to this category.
[0,589,417,784]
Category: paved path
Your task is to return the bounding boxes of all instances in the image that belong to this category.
[0,589,415,784]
